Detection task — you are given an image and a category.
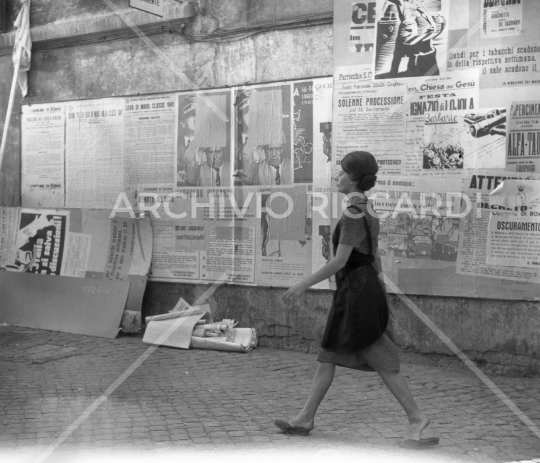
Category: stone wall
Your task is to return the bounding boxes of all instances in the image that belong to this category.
[0,0,538,376]
[143,282,540,377]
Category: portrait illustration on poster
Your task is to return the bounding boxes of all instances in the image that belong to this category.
[374,0,447,80]
[234,86,292,186]
[177,92,230,187]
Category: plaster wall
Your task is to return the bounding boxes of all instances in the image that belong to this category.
[0,0,538,376]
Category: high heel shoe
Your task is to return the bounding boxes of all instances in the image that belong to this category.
[274,419,311,436]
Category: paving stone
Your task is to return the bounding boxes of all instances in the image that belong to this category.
[0,325,539,462]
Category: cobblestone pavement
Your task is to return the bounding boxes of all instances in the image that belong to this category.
[1,325,539,463]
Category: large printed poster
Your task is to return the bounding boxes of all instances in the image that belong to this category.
[176,90,231,187]
[0,209,68,274]
[404,72,480,175]
[311,78,334,290]
[66,99,124,209]
[233,83,292,187]
[374,0,450,80]
[124,94,176,200]
[21,103,66,208]
[506,101,540,173]
[333,65,407,175]
[456,170,540,294]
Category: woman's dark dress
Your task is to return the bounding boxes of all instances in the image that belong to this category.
[317,199,400,372]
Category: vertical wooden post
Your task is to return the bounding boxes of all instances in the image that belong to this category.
[0,43,23,172]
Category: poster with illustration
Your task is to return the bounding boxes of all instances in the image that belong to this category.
[293,81,315,184]
[176,90,231,187]
[234,84,292,187]
[1,209,68,275]
[422,107,506,172]
[374,0,449,80]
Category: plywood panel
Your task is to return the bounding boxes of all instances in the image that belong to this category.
[0,272,130,338]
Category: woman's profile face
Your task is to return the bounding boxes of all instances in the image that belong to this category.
[335,168,356,194]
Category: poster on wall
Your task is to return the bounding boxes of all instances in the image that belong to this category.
[447,0,540,105]
[457,169,540,288]
[255,186,312,287]
[506,101,540,173]
[233,83,292,187]
[293,81,315,184]
[0,208,21,270]
[21,103,66,208]
[487,211,540,270]
[373,0,450,80]
[146,188,257,285]
[65,99,125,209]
[0,209,68,275]
[202,189,256,284]
[334,0,377,69]
[312,78,334,187]
[372,171,540,299]
[487,177,540,269]
[0,207,152,282]
[124,94,176,201]
[370,176,462,284]
[423,106,507,171]
[350,1,377,53]
[480,0,523,39]
[292,77,334,185]
[147,189,202,281]
[176,90,232,188]
[310,78,334,290]
[404,71,480,176]
[333,65,407,175]
[310,186,334,290]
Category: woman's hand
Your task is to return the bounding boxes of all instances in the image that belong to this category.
[280,244,352,306]
[283,282,308,306]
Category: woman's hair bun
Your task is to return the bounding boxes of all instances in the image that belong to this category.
[341,151,379,192]
[359,174,377,191]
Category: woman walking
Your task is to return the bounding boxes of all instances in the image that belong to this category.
[275,151,439,449]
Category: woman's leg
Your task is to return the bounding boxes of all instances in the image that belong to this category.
[289,361,336,429]
[378,370,431,440]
